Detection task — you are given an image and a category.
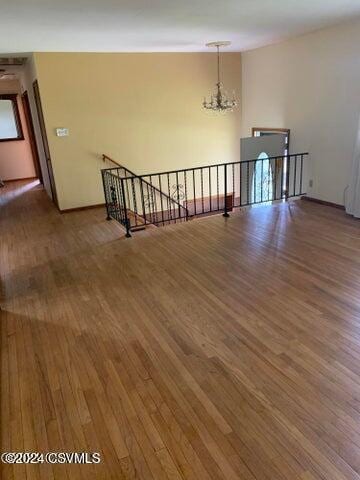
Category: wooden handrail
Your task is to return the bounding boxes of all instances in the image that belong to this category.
[102,154,123,169]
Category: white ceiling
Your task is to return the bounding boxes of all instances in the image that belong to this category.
[1,0,360,53]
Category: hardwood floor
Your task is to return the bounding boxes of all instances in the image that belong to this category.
[2,180,360,480]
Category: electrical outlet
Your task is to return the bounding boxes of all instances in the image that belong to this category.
[56,128,69,137]
[309,179,313,188]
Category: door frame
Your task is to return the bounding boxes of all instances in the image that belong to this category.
[21,90,43,184]
[252,127,290,154]
[251,127,291,200]
[32,80,58,207]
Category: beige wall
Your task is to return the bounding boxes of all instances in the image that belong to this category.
[241,19,360,205]
[0,80,36,181]
[34,52,241,210]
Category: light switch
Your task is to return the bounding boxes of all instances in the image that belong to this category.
[56,128,69,137]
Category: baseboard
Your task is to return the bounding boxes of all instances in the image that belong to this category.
[60,203,105,213]
[301,196,345,210]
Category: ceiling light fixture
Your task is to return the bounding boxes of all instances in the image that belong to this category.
[203,41,237,113]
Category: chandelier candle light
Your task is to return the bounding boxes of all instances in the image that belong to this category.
[203,41,237,113]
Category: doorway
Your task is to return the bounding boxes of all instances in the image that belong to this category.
[21,91,43,184]
[252,128,290,199]
[33,80,58,207]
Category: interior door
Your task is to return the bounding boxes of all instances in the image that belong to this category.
[240,134,286,161]
[252,128,290,154]
[33,80,58,206]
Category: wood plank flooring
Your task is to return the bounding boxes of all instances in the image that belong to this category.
[2,179,360,479]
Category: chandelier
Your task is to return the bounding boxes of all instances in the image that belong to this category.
[203,41,237,113]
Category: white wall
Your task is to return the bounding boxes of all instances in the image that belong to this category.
[241,18,360,205]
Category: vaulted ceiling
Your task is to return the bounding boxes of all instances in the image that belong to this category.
[1,0,360,53]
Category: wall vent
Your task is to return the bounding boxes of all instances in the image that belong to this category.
[0,57,27,66]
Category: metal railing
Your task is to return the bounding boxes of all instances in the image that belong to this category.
[102,154,188,235]
[102,153,308,237]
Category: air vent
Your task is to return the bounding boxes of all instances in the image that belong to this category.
[0,57,27,66]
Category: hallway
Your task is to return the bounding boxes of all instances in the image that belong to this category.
[2,180,360,480]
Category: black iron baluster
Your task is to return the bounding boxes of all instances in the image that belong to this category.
[223,163,229,217]
[167,173,173,223]
[176,171,181,220]
[239,163,242,206]
[200,168,204,214]
[261,159,264,203]
[109,175,116,220]
[293,155,297,197]
[163,175,169,224]
[172,174,177,222]
[232,163,235,207]
[131,177,138,226]
[102,171,112,220]
[193,169,197,216]
[120,178,131,237]
[124,173,131,211]
[281,156,285,199]
[114,174,123,225]
[112,175,119,222]
[158,174,165,226]
[150,180,156,223]
[216,165,219,210]
[120,177,127,225]
[146,177,151,223]
[266,159,270,202]
[285,154,290,200]
[149,175,156,224]
[273,158,277,200]
[209,167,212,212]
[113,175,120,222]
[149,180,156,224]
[184,170,188,220]
[107,173,113,218]
[107,174,113,218]
[142,179,149,224]
[153,187,158,223]
[108,174,114,216]
[144,180,151,223]
[254,160,257,203]
[246,162,250,205]
[300,154,304,194]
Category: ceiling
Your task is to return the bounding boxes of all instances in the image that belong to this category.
[1,0,360,53]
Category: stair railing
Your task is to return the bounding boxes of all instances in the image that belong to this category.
[102,152,308,237]
[102,154,189,235]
